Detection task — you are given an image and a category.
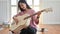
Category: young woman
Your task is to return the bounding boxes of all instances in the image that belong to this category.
[13,0,41,34]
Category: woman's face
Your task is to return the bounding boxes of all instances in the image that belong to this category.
[19,3,27,10]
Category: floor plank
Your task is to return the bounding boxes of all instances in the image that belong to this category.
[37,24,60,34]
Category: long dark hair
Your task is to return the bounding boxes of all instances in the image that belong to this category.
[18,0,31,11]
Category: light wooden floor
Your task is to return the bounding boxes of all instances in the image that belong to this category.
[0,24,60,34]
[37,24,60,34]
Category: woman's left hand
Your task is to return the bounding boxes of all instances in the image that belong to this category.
[37,11,41,18]
[35,11,42,24]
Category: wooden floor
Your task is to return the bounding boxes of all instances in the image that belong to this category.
[37,24,60,34]
[0,24,60,34]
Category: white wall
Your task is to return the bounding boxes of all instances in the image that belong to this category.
[0,0,10,23]
[0,0,60,24]
[40,0,60,24]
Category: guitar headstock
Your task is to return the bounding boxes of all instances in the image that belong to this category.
[42,8,53,13]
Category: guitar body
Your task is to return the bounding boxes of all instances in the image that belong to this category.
[10,14,31,31]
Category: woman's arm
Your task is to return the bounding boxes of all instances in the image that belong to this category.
[13,12,21,24]
[35,12,41,24]
[32,10,41,25]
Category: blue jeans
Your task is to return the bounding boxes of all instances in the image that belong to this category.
[20,26,37,34]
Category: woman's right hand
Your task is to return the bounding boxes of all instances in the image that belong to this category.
[13,17,19,25]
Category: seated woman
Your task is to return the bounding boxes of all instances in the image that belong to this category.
[13,0,41,34]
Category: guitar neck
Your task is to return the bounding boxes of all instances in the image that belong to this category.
[24,10,44,20]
